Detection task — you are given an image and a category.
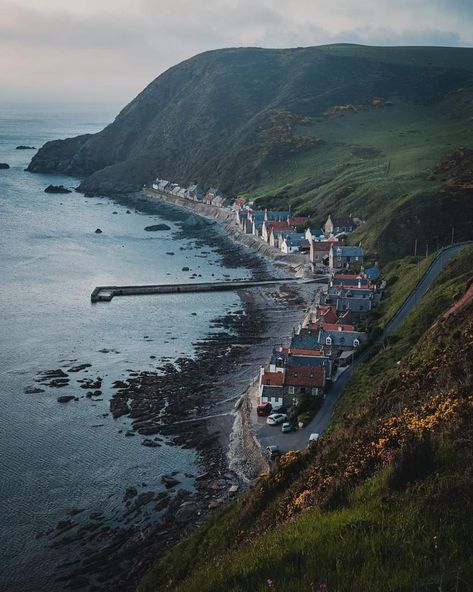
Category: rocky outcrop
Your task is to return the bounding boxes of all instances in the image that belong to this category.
[16,145,36,150]
[144,224,171,231]
[0,163,10,169]
[44,184,72,194]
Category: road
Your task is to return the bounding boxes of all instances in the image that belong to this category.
[256,243,471,452]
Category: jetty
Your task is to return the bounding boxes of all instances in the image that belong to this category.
[91,278,325,303]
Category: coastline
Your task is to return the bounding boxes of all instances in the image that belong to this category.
[47,189,315,591]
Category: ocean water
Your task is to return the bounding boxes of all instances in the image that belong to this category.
[0,104,249,591]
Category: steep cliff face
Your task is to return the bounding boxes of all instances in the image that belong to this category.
[27,45,473,197]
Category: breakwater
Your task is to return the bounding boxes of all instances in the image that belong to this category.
[91,278,320,302]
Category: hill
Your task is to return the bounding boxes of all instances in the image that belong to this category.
[27,44,473,259]
[138,246,473,592]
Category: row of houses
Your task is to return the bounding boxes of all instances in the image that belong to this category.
[258,270,381,409]
[152,178,227,208]
[234,198,366,267]
[152,177,367,271]
[235,207,311,254]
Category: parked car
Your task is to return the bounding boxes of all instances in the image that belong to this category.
[257,402,272,417]
[266,413,288,426]
[266,445,281,460]
[307,433,320,446]
[272,405,287,414]
[281,422,294,433]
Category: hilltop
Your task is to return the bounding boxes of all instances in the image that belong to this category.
[28,44,473,259]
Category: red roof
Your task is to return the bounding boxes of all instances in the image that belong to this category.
[260,371,284,387]
[289,217,308,227]
[284,366,325,387]
[280,347,323,357]
[320,323,356,332]
[267,221,290,232]
[311,240,340,251]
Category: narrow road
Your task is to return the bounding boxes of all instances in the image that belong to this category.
[257,243,471,452]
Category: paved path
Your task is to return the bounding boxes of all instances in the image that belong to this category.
[256,243,471,452]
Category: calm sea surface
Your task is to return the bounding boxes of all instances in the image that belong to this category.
[0,104,249,591]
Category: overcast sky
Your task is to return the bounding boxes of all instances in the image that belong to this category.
[1,0,472,106]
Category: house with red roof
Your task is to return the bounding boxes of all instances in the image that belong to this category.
[283,366,326,403]
[310,240,340,265]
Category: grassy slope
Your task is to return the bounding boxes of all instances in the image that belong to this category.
[138,247,473,592]
[249,88,473,260]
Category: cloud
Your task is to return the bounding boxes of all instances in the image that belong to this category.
[0,0,472,104]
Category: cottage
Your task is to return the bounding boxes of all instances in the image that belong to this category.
[260,385,284,407]
[317,327,367,350]
[280,233,308,254]
[283,366,326,403]
[310,240,340,265]
[329,245,364,270]
[262,220,290,243]
[305,227,325,243]
[233,197,247,210]
[324,214,357,236]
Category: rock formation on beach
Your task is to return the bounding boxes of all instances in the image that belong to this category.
[44,184,72,194]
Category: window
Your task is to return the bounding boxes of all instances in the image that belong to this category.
[312,388,318,396]
[288,386,295,394]
[309,372,314,378]
[326,337,332,346]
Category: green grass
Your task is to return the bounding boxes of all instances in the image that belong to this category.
[248,92,473,261]
[138,247,473,592]
[332,246,473,422]
[140,467,473,592]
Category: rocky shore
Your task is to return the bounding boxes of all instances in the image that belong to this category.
[27,191,312,591]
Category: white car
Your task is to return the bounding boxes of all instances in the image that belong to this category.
[308,433,320,446]
[266,413,288,426]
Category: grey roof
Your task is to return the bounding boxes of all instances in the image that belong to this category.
[332,246,364,258]
[290,333,321,351]
[365,266,381,280]
[287,354,331,369]
[266,211,289,221]
[261,385,283,397]
[318,329,366,347]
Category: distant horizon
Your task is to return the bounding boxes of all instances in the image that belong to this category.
[2,0,473,104]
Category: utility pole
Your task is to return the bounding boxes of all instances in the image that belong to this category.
[414,238,418,257]
[426,244,429,258]
[451,227,455,245]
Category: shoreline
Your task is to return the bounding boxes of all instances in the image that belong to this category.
[48,189,314,591]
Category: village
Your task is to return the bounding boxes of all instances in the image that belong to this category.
[151,178,384,453]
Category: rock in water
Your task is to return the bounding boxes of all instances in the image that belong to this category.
[16,145,36,150]
[144,224,171,231]
[44,184,72,194]
[57,395,75,403]
[0,163,10,169]
[94,228,103,234]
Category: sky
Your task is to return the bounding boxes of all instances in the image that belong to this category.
[1,0,472,106]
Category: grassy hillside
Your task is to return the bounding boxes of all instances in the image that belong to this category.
[138,247,473,592]
[28,44,473,259]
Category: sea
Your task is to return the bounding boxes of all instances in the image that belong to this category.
[0,103,250,591]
